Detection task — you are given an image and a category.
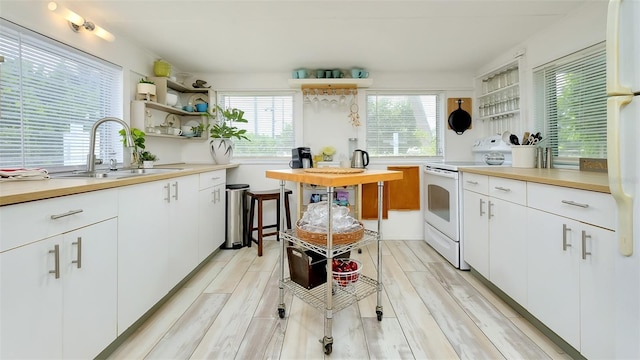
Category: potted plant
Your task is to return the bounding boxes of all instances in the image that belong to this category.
[208,104,250,164]
[119,127,146,167]
[139,150,158,168]
[191,122,210,138]
[136,78,156,98]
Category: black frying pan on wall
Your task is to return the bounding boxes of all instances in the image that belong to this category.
[448,99,472,135]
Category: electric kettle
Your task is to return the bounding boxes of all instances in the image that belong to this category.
[351,149,369,168]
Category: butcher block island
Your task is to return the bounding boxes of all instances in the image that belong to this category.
[265,168,402,355]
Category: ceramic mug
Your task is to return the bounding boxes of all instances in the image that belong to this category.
[296,69,307,79]
[195,103,208,112]
[181,125,194,135]
[182,105,194,112]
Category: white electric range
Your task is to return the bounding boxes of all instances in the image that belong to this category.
[423,135,511,269]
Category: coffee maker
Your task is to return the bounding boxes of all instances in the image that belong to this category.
[290,147,313,168]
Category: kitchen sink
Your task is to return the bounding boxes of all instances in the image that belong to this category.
[51,168,183,179]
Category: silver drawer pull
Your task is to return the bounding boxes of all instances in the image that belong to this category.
[488,201,494,218]
[50,209,83,219]
[72,237,82,268]
[479,198,485,216]
[494,186,511,192]
[164,183,171,202]
[49,244,60,279]
[582,231,592,259]
[562,224,572,250]
[561,200,589,208]
[466,180,479,185]
[172,181,179,200]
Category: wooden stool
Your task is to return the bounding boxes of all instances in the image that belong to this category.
[247,189,293,256]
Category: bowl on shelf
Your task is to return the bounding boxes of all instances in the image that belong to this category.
[165,93,178,107]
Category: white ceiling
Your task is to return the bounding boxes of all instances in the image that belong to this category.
[52,0,592,74]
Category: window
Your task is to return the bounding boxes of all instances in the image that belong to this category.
[534,43,607,166]
[217,93,294,157]
[0,20,123,171]
[366,92,443,157]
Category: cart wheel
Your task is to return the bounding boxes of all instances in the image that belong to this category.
[358,248,362,254]
[278,308,286,319]
[324,343,332,355]
[376,310,383,321]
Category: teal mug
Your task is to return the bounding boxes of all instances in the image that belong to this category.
[316,69,325,78]
[332,69,342,78]
[183,105,194,112]
[195,103,208,112]
[351,68,361,78]
[296,69,307,79]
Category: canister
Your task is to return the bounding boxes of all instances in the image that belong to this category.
[546,147,553,169]
[536,147,545,168]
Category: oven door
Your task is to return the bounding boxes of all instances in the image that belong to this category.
[423,166,459,241]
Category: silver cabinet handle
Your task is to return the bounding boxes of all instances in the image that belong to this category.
[488,201,494,218]
[72,237,82,268]
[172,181,179,200]
[582,230,592,259]
[494,186,511,192]
[561,200,589,208]
[164,183,171,203]
[49,244,60,279]
[50,209,83,219]
[211,176,221,181]
[479,198,485,216]
[466,180,479,185]
[562,224,572,250]
[214,188,221,204]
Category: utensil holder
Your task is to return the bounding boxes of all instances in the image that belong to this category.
[511,145,536,168]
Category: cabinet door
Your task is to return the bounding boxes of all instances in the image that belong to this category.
[488,197,527,305]
[462,190,489,276]
[62,218,117,359]
[579,223,615,359]
[526,208,580,349]
[198,182,225,262]
[167,175,200,285]
[117,181,170,334]
[1,237,63,359]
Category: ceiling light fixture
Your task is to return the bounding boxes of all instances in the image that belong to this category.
[47,2,115,42]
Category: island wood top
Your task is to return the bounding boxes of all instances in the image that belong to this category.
[265,169,403,187]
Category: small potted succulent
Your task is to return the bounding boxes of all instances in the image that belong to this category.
[139,150,158,168]
[136,78,156,98]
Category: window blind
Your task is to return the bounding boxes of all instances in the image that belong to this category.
[217,93,294,157]
[366,92,442,157]
[534,43,607,165]
[0,20,123,171]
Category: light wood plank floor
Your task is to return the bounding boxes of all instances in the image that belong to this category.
[107,240,572,360]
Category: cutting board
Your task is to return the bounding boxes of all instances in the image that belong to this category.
[447,98,473,130]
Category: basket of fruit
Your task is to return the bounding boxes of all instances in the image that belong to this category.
[331,258,362,288]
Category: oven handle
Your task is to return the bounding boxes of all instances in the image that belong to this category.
[424,167,458,179]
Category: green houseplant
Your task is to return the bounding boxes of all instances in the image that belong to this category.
[209,105,250,165]
[119,127,146,167]
[139,150,158,168]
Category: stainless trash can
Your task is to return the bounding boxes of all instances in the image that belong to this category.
[223,184,250,249]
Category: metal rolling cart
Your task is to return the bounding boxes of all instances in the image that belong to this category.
[265,169,403,355]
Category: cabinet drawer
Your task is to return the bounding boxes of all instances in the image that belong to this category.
[527,182,615,230]
[199,170,226,190]
[462,173,488,194]
[488,177,526,205]
[0,189,117,252]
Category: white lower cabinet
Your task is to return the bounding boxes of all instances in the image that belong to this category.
[462,174,527,305]
[527,207,615,359]
[198,170,226,262]
[462,189,489,276]
[117,175,199,334]
[488,197,527,305]
[1,218,117,359]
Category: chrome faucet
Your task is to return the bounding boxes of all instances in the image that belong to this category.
[87,117,134,173]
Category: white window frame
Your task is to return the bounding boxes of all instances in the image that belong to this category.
[0,19,123,172]
[533,42,607,167]
[216,92,295,159]
[365,91,444,158]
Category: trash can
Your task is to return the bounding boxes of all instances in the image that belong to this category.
[222,184,250,249]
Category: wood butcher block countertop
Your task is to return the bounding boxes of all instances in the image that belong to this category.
[459,167,611,193]
[265,168,403,187]
[0,163,238,206]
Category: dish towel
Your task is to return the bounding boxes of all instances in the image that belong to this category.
[0,168,50,181]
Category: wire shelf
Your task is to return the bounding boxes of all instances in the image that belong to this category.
[280,228,379,258]
[280,274,378,313]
